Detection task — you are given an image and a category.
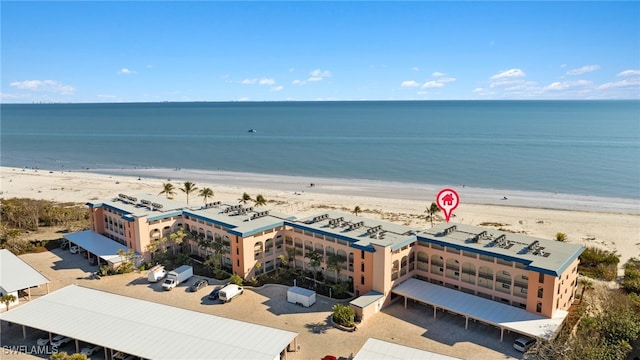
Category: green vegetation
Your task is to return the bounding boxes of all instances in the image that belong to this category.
[555,232,567,242]
[158,182,176,199]
[477,222,508,227]
[49,352,88,360]
[180,181,198,204]
[1,294,17,311]
[426,202,440,227]
[238,192,252,204]
[254,194,267,207]
[353,206,361,216]
[578,247,620,281]
[198,187,214,204]
[332,304,355,328]
[0,198,89,254]
[531,290,640,360]
[621,258,640,295]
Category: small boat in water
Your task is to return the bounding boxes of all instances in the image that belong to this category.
[248,129,257,133]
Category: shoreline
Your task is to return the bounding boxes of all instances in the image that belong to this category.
[75,167,640,214]
[2,166,639,270]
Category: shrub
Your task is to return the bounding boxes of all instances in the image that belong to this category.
[229,274,243,285]
[621,258,640,295]
[578,247,620,281]
[332,304,355,327]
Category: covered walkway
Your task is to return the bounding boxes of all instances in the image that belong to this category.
[392,278,567,341]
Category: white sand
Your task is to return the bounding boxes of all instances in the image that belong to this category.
[2,166,639,271]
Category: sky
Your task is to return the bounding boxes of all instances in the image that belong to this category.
[1,1,639,103]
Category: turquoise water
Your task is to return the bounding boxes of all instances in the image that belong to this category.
[1,100,639,199]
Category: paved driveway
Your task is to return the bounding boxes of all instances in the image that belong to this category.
[1,249,523,360]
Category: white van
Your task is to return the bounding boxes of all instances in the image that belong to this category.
[219,284,243,302]
[147,265,167,282]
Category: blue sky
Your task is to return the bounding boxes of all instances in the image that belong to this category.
[2,1,639,103]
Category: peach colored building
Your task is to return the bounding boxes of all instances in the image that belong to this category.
[87,193,583,327]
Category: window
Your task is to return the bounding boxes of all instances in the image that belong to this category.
[539,273,545,283]
[361,276,365,285]
[537,287,544,298]
[536,302,542,313]
[361,263,364,272]
[431,243,444,251]
[361,250,365,259]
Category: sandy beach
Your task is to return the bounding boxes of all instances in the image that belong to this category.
[1,166,639,272]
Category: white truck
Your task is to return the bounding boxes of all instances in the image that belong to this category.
[162,265,193,291]
[287,286,316,307]
[147,264,167,282]
[219,284,243,302]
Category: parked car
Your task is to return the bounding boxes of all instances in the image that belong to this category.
[50,335,72,347]
[113,351,135,360]
[37,336,50,346]
[70,245,79,254]
[188,279,208,292]
[513,337,536,352]
[208,287,221,300]
[81,344,102,356]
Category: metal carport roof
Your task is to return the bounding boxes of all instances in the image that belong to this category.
[63,230,136,264]
[0,249,50,293]
[392,278,567,341]
[0,285,298,360]
[353,338,461,360]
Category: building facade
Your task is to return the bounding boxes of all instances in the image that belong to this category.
[87,193,583,320]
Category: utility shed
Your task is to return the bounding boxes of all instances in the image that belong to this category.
[0,285,299,360]
[0,249,50,308]
[287,286,316,307]
[353,338,461,360]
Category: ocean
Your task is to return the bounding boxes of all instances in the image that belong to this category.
[1,100,639,199]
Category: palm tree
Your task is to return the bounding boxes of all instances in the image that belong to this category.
[254,194,267,207]
[158,182,176,199]
[426,202,441,227]
[239,192,252,204]
[180,181,198,204]
[326,254,346,283]
[198,187,214,204]
[353,206,361,216]
[1,294,17,312]
[305,251,323,287]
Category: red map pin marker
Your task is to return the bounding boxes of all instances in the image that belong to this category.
[436,188,459,223]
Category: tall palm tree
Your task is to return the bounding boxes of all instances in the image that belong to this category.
[239,192,252,204]
[353,206,361,216]
[254,194,267,207]
[158,182,176,199]
[199,187,214,204]
[426,202,441,227]
[181,181,198,204]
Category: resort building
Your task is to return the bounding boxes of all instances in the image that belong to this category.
[85,193,584,332]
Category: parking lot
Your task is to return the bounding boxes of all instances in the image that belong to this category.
[2,248,524,360]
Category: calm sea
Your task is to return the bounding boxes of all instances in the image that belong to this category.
[1,101,639,199]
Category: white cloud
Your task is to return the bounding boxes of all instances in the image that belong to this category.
[307,77,323,82]
[146,65,153,69]
[544,80,593,91]
[412,67,420,72]
[241,77,275,85]
[421,81,444,89]
[292,79,304,85]
[401,80,420,88]
[271,85,284,92]
[617,69,640,77]
[490,69,526,80]
[437,77,456,83]
[10,80,75,94]
[598,78,640,89]
[118,68,136,75]
[309,69,332,78]
[472,88,485,93]
[566,65,600,76]
[432,72,445,77]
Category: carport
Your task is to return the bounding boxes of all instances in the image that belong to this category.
[0,249,50,305]
[63,230,139,268]
[392,278,567,341]
[0,284,299,360]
